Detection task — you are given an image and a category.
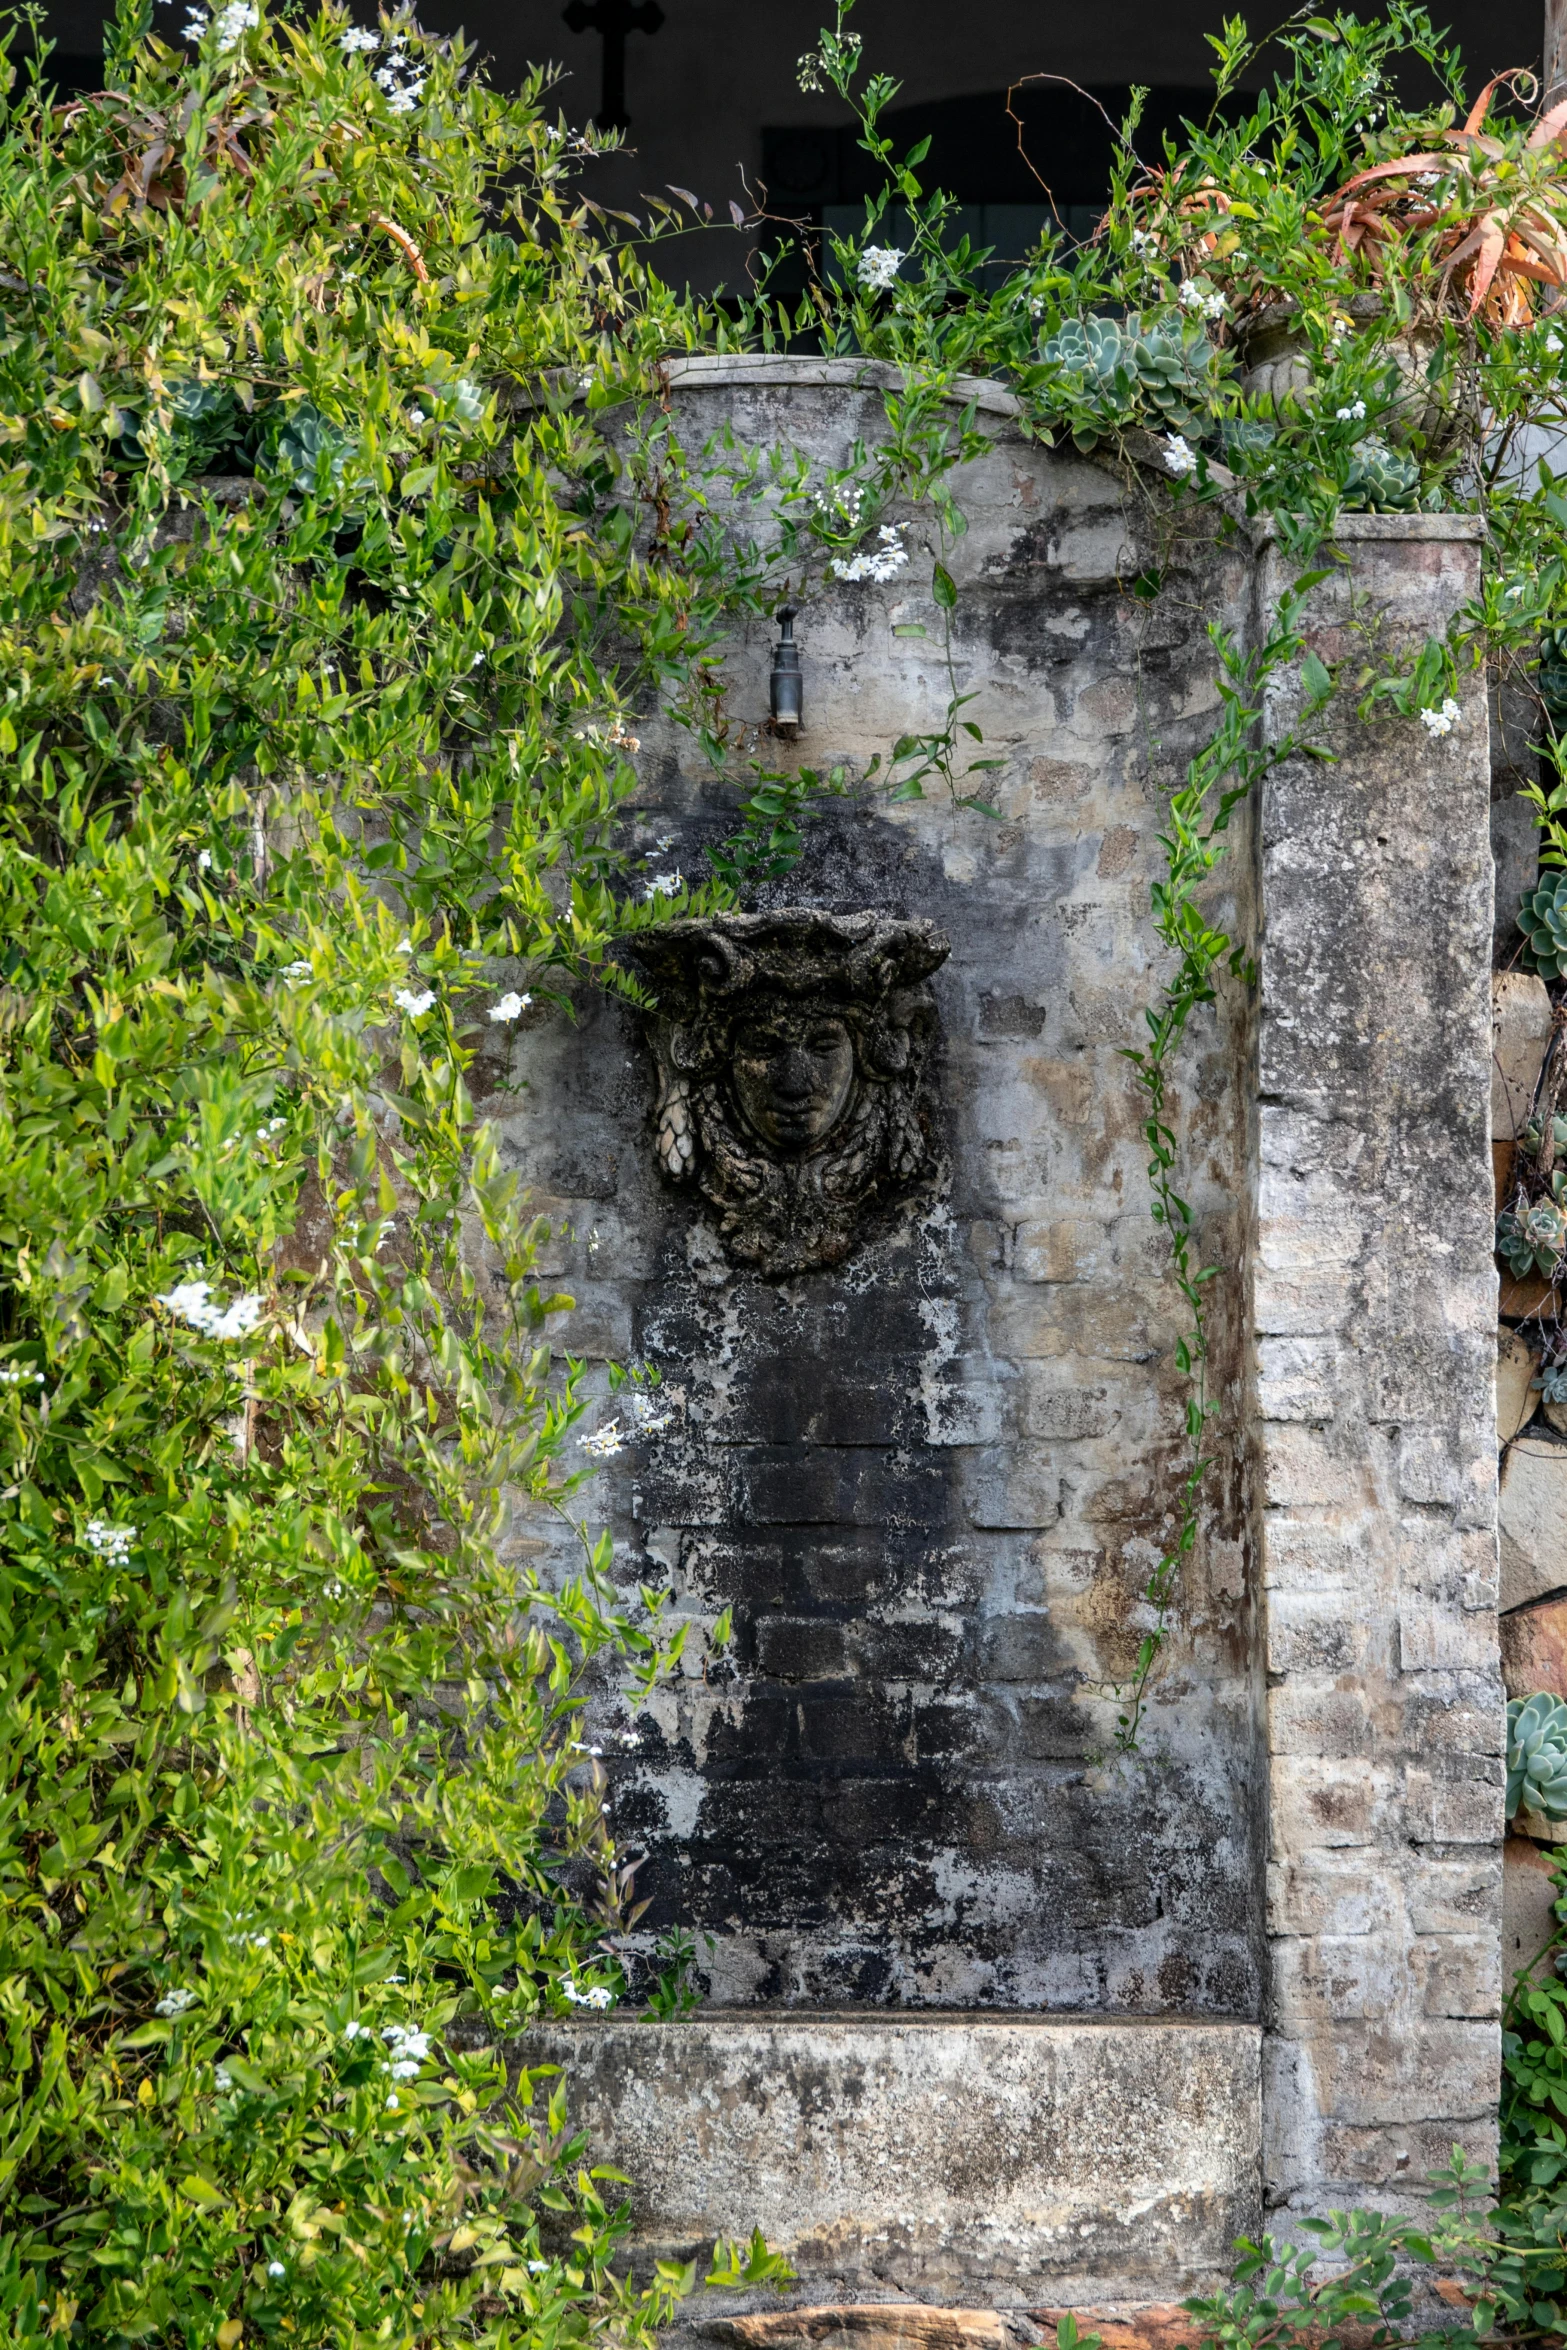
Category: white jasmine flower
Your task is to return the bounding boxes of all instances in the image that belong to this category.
[1130,228,1157,257]
[529,2259,550,2273]
[212,0,258,52]
[215,2064,234,2089]
[155,1280,264,1340]
[1418,696,1461,739]
[182,5,210,35]
[645,871,683,899]
[408,407,426,425]
[580,1420,624,1459]
[384,79,424,112]
[393,987,436,1017]
[208,1294,264,1342]
[0,1364,43,1386]
[796,48,823,91]
[155,1987,197,2016]
[1178,279,1226,320]
[1335,399,1367,421]
[386,2092,399,2109]
[83,1519,134,1561]
[343,2019,370,2039]
[857,245,904,293]
[830,522,910,584]
[1162,433,1199,479]
[489,991,531,1022]
[340,24,379,48]
[280,959,313,984]
[197,848,213,871]
[1548,332,1564,355]
[395,937,413,953]
[629,1392,673,1433]
[267,2261,286,2278]
[561,1981,614,2008]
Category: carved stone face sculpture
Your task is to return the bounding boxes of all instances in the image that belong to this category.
[731,1014,855,1153]
[630,910,950,1276]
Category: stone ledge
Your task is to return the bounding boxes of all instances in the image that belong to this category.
[512,2015,1261,2306]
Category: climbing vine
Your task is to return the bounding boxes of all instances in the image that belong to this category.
[5,0,1567,2336]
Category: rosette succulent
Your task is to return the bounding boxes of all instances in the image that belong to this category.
[1520,869,1567,978]
[1497,1187,1567,1279]
[1037,312,1222,448]
[1509,1692,1567,1821]
[1342,435,1421,512]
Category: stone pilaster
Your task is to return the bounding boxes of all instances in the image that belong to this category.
[1252,517,1504,2217]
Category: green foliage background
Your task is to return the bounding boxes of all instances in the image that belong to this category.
[8,0,1567,2340]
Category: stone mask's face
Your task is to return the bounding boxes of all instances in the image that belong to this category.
[730,1011,855,1153]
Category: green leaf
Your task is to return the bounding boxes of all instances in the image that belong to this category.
[931,561,957,610]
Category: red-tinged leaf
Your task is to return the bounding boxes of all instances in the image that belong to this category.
[666,183,698,206]
[1462,77,1500,136]
[1530,97,1567,150]
[728,200,745,229]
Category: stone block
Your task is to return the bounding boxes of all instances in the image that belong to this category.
[1302,2018,1499,2126]
[1493,971,1553,1140]
[1504,1836,1563,1982]
[1499,1435,1567,1609]
[1492,791,1540,958]
[1260,1425,1373,1511]
[1498,1325,1540,1444]
[1270,1931,1399,2023]
[516,2015,1262,2301]
[1405,1855,1503,1935]
[1417,1932,1503,2017]
[1503,1593,1567,1699]
[1015,1219,1118,1284]
[1266,1594,1366,1676]
[1270,1757,1396,1850]
[1266,1853,1383,1938]
[1398,1594,1497,1674]
[961,1449,1062,1530]
[701,2313,1007,2350]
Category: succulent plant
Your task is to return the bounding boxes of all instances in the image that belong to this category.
[1342,435,1421,512]
[1510,1693,1567,1821]
[1521,869,1567,979]
[1497,1188,1567,1279]
[1038,311,1222,443]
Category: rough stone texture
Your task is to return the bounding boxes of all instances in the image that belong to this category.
[1504,1836,1561,1983]
[1500,1434,1567,1611]
[519,2017,1260,2302]
[1498,1326,1540,1444]
[1493,971,1554,1141]
[698,2310,1011,2350]
[484,370,1503,2278]
[1253,520,1502,2218]
[1502,1593,1567,1699]
[498,373,1263,2014]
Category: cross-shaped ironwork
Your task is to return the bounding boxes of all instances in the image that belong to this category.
[561,0,664,131]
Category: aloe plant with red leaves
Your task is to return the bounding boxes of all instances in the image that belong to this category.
[1320,71,1567,325]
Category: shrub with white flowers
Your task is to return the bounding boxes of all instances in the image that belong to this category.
[0,4,784,2344]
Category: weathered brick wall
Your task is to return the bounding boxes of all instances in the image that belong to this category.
[488,364,1502,2250]
[500,363,1264,2015]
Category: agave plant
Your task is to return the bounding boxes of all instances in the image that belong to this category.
[1521,868,1567,977]
[1319,73,1567,326]
[1509,1693,1567,1820]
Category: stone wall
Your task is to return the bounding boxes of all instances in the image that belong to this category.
[487,361,1503,2290]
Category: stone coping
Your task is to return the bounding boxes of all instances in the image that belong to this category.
[513,2014,1262,2304]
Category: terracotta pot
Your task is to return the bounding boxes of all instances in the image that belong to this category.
[1237,294,1465,450]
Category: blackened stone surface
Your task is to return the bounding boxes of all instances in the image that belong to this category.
[490,375,1264,2016]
